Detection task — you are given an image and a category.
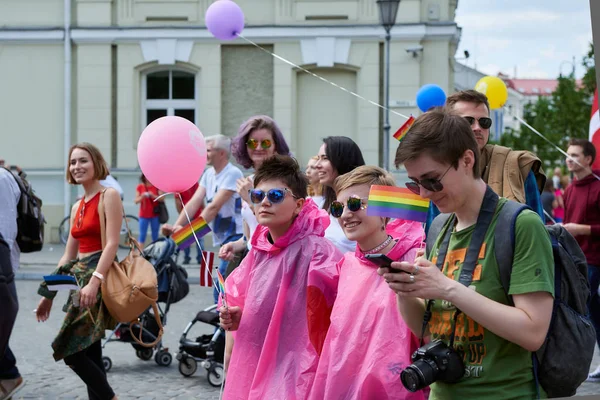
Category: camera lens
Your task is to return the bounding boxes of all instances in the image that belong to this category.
[400,367,423,392]
[401,359,439,392]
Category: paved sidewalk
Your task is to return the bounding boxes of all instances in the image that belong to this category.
[14,243,600,398]
[16,241,217,284]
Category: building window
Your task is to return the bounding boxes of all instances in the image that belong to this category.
[532,88,539,94]
[142,69,197,126]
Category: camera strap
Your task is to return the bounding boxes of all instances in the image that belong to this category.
[419,186,500,346]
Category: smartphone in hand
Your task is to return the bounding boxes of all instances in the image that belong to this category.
[365,253,405,273]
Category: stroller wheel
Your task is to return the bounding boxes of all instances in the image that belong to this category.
[136,348,153,361]
[102,356,112,372]
[178,357,198,377]
[155,350,173,367]
[207,364,225,387]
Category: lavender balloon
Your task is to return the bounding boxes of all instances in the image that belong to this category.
[205,0,245,41]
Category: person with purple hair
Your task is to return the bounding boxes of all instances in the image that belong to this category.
[219,115,291,267]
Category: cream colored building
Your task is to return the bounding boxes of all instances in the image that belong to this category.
[0,0,460,241]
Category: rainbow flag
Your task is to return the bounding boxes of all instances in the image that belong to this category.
[216,269,227,306]
[393,116,415,141]
[367,185,429,222]
[171,216,211,249]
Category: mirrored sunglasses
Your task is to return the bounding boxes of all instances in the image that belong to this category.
[249,188,297,204]
[246,139,273,150]
[405,165,452,195]
[330,196,367,218]
[464,116,492,130]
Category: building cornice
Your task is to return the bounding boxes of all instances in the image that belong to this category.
[0,29,64,43]
[0,24,459,44]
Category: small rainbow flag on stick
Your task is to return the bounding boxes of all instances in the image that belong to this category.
[216,269,227,306]
[393,115,415,142]
[171,216,211,249]
[367,185,429,222]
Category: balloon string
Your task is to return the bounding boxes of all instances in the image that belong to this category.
[236,33,410,121]
[173,194,225,306]
[154,193,209,266]
[512,113,600,181]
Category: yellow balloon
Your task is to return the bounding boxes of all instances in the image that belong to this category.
[474,76,508,109]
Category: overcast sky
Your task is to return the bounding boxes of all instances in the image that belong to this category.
[455,0,593,79]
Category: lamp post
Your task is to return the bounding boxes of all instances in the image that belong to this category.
[377,0,401,171]
[558,56,576,77]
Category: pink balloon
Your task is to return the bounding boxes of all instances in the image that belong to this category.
[137,116,207,193]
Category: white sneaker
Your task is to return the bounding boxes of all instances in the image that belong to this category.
[587,365,600,382]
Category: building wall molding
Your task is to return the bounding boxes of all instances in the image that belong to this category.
[0,24,459,44]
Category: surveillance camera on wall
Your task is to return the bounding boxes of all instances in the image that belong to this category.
[405,45,424,57]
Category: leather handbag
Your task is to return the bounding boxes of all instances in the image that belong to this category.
[155,202,169,224]
[98,190,163,347]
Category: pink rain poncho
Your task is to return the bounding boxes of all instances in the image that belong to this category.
[309,219,426,400]
[223,198,344,400]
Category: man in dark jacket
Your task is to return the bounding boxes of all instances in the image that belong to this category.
[563,138,600,381]
[0,165,24,399]
[0,234,17,359]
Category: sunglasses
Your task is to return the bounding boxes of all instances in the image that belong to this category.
[249,188,298,204]
[405,165,453,195]
[464,116,492,130]
[246,139,273,150]
[330,196,368,218]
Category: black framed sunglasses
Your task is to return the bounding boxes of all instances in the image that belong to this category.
[464,116,492,129]
[330,195,367,218]
[249,188,298,204]
[405,165,453,195]
[246,139,273,150]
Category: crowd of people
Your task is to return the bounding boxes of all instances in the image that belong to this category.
[1,88,600,400]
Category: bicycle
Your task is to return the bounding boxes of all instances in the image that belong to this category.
[58,214,140,249]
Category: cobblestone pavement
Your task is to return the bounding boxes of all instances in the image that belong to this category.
[11,242,600,399]
[10,281,222,400]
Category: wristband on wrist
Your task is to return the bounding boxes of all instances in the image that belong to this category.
[92,271,104,282]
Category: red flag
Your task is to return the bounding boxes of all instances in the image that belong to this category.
[200,251,215,287]
[590,88,600,170]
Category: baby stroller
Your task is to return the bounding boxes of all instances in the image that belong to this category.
[101,237,190,372]
[176,304,226,386]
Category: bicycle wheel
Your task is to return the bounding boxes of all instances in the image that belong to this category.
[119,215,140,249]
[58,216,70,245]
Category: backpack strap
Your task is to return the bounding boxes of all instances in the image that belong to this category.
[493,200,529,305]
[425,213,452,258]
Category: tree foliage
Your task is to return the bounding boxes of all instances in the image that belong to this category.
[496,43,595,171]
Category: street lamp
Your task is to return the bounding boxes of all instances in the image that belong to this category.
[377,0,401,171]
[558,56,576,77]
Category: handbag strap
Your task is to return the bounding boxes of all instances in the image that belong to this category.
[129,303,164,348]
[98,189,142,253]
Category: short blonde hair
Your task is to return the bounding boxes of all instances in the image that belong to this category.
[334,165,395,195]
[66,142,109,184]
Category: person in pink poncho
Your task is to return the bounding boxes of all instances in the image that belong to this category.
[219,155,343,400]
[309,166,426,400]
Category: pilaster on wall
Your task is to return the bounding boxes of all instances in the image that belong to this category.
[347,42,379,163]
[273,42,302,151]
[76,45,112,158]
[189,44,221,137]
[76,0,113,26]
[116,44,144,169]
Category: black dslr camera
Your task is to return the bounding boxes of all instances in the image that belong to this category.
[400,340,465,392]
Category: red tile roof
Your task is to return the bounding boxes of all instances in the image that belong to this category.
[505,79,557,96]
[501,77,583,97]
